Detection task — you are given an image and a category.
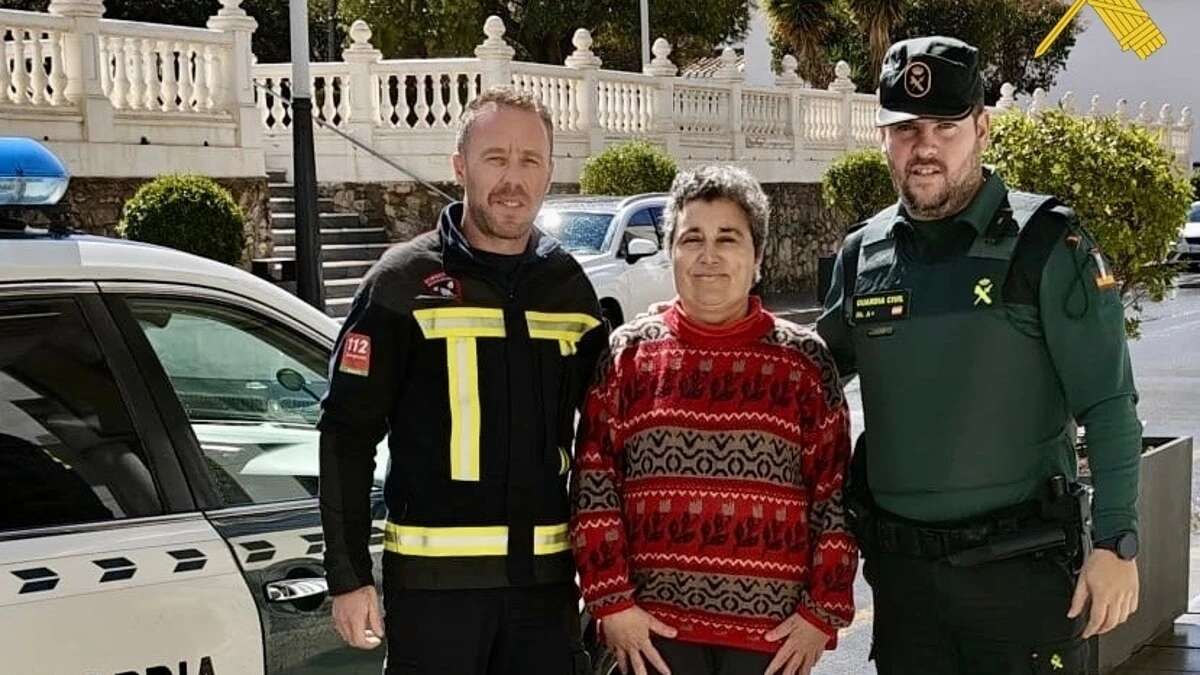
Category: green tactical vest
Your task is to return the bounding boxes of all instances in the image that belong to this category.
[850,192,1079,523]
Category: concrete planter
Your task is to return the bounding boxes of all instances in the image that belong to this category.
[1090,436,1193,674]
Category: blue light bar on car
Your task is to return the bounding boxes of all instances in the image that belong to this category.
[0,137,70,206]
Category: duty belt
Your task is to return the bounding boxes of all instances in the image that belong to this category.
[859,499,1049,563]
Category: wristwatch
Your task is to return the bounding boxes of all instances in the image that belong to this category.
[1094,531,1138,560]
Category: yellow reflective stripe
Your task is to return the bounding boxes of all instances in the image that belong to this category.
[525,312,601,343]
[446,337,481,481]
[414,307,506,339]
[558,447,570,476]
[384,523,571,557]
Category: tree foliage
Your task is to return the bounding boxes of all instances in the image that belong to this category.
[984,110,1193,335]
[335,0,750,71]
[764,0,1080,98]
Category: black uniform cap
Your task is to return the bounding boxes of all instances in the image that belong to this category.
[876,36,985,127]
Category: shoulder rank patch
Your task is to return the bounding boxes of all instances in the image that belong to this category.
[1090,249,1118,291]
[339,332,372,376]
[423,272,462,300]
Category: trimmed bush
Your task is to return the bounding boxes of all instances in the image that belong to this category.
[119,175,246,266]
[580,140,677,195]
[1191,167,1200,201]
[822,148,896,225]
[984,110,1194,336]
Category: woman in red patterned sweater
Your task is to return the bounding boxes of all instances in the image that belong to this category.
[571,165,856,675]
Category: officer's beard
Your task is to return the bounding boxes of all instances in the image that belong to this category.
[894,142,985,221]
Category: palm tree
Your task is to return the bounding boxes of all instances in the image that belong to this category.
[762,0,834,78]
[845,0,905,86]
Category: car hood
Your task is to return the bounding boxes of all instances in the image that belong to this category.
[1182,221,1200,238]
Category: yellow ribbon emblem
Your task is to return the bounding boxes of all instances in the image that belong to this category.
[973,278,994,306]
[1036,0,1165,60]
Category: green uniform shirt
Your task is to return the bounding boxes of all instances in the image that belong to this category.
[818,170,1141,540]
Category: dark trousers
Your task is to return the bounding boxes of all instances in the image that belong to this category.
[648,637,774,675]
[382,582,585,675]
[864,550,1088,674]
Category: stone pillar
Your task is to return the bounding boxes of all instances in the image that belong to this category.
[776,54,806,162]
[712,47,744,160]
[342,19,383,148]
[644,37,679,157]
[207,0,261,151]
[475,16,514,92]
[49,0,113,142]
[827,60,856,151]
[565,28,603,156]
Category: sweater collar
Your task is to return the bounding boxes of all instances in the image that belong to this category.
[664,296,775,347]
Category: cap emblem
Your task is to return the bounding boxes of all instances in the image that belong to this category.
[903,61,932,98]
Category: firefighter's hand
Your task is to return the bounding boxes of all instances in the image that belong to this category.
[1068,549,1139,638]
[332,585,385,649]
[602,605,677,675]
[763,614,829,675]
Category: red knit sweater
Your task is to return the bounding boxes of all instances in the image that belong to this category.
[571,299,856,654]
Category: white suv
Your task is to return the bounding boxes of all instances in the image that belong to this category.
[536,194,675,326]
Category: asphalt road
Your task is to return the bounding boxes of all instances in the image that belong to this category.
[812,270,1200,675]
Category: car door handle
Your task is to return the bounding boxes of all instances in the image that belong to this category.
[265,577,329,603]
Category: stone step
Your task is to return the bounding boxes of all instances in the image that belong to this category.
[272,227,388,247]
[266,169,288,183]
[325,295,353,318]
[269,182,294,199]
[324,277,364,300]
[320,260,377,279]
[269,196,336,212]
[271,212,362,230]
[275,242,391,263]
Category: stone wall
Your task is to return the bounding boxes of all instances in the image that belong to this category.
[14,176,271,268]
[312,180,846,293]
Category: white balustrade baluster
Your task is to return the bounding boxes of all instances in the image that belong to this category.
[159,41,176,111]
[48,31,66,106]
[370,73,383,126]
[124,38,142,110]
[28,30,46,105]
[140,39,156,110]
[595,81,607,130]
[269,78,285,128]
[0,28,13,105]
[98,35,111,101]
[447,73,464,127]
[431,73,448,128]
[202,45,217,110]
[189,45,208,111]
[108,37,127,109]
[622,83,632,133]
[414,74,431,128]
[175,43,193,110]
[10,29,28,105]
[558,78,570,130]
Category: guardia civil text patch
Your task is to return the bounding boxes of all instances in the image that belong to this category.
[852,290,910,324]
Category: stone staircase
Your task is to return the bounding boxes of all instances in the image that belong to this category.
[260,170,391,319]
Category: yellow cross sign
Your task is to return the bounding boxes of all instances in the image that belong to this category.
[1036,0,1165,60]
[973,278,994,306]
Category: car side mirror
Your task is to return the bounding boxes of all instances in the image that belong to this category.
[626,238,659,262]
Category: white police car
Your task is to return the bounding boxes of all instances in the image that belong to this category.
[0,138,387,675]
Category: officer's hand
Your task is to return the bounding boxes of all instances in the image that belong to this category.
[1068,549,1139,638]
[332,585,385,650]
[601,605,677,675]
[763,614,829,675]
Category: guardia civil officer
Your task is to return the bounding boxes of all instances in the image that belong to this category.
[318,87,607,674]
[818,37,1141,674]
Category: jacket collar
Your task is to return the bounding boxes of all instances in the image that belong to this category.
[437,202,560,271]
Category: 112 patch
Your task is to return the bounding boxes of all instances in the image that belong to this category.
[339,332,372,376]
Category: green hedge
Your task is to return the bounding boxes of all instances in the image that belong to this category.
[821,148,896,225]
[119,175,246,266]
[580,140,677,195]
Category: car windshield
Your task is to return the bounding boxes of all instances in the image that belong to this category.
[1189,204,1200,222]
[537,210,614,254]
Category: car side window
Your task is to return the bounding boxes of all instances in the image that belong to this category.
[623,207,664,251]
[124,297,334,507]
[0,298,162,532]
